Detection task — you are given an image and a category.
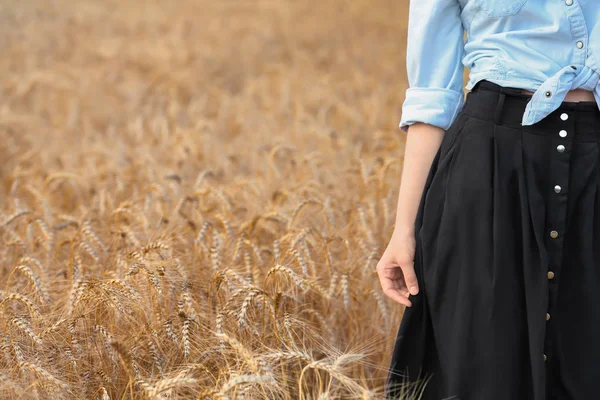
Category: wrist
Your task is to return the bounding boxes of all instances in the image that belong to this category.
[393,224,415,239]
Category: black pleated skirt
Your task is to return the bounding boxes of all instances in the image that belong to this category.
[385,80,600,400]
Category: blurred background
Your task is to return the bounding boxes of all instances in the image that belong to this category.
[0,0,424,399]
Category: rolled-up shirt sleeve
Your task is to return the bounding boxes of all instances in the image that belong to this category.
[399,0,466,133]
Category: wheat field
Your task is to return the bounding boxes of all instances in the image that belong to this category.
[0,0,417,398]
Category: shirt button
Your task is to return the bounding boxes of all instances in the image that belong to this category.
[561,113,569,120]
[557,144,565,153]
[576,41,584,49]
[559,129,567,137]
[550,230,559,238]
[546,313,551,321]
[544,354,548,362]
[566,0,573,5]
[554,185,561,193]
[545,91,552,97]
[548,271,555,279]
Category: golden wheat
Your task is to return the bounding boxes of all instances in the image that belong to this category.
[0,0,419,398]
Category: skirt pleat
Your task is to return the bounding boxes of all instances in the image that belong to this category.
[385,80,600,400]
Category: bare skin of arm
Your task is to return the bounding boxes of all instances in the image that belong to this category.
[376,122,445,307]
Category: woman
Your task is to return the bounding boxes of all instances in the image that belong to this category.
[377,1,600,399]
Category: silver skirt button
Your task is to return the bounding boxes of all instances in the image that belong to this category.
[557,144,566,153]
[561,113,569,120]
[554,185,562,193]
[559,130,567,137]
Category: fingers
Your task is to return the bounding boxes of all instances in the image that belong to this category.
[377,263,414,307]
[401,261,419,296]
[384,286,413,307]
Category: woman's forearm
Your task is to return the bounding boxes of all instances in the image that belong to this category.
[393,122,446,238]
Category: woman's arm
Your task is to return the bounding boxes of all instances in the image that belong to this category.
[394,123,445,239]
[377,0,465,307]
[376,123,445,307]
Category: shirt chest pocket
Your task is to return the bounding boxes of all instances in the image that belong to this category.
[478,0,528,17]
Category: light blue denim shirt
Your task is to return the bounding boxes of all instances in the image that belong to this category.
[399,0,600,132]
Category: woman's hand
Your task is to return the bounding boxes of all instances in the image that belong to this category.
[376,229,419,307]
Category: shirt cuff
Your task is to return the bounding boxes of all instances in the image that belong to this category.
[399,87,466,133]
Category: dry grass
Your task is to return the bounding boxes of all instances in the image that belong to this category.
[0,0,422,398]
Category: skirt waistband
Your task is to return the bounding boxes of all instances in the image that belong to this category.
[463,80,600,141]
